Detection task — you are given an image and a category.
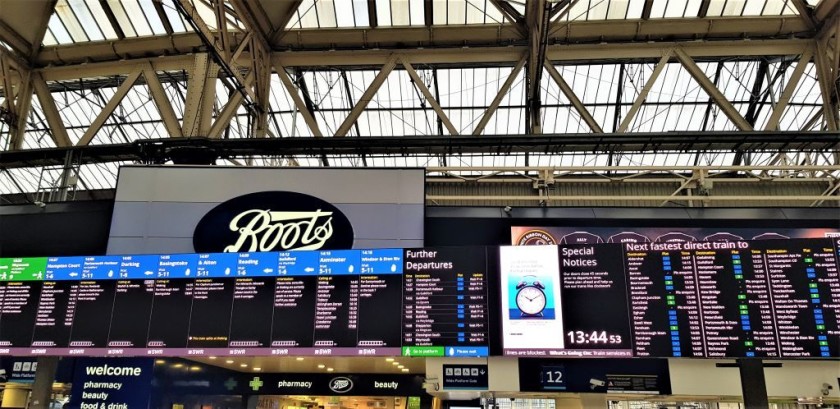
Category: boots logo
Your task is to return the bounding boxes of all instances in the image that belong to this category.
[329,377,354,393]
[193,191,354,253]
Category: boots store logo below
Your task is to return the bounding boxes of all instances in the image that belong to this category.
[329,377,354,393]
[193,191,354,253]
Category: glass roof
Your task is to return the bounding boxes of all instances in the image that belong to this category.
[36,0,814,46]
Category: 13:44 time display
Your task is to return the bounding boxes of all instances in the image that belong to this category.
[566,330,622,344]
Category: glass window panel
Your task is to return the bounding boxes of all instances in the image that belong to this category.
[299,0,320,28]
[352,0,370,26]
[664,0,689,17]
[138,0,167,34]
[607,0,630,19]
[433,0,447,24]
[762,0,784,14]
[565,1,590,21]
[392,0,411,25]
[42,30,58,46]
[318,0,338,27]
[743,0,764,15]
[104,0,136,36]
[625,0,644,17]
[780,0,798,14]
[56,0,89,42]
[160,0,187,32]
[721,0,746,16]
[589,0,609,19]
[706,0,725,15]
[123,0,153,35]
[47,14,74,44]
[448,0,467,24]
[466,0,486,23]
[85,0,119,39]
[684,0,702,16]
[376,0,392,25]
[651,0,667,18]
[409,0,425,25]
[68,0,106,40]
[335,1,356,26]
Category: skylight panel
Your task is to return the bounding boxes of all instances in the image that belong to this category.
[123,0,154,36]
[138,0,168,34]
[161,0,189,32]
[42,30,58,46]
[606,0,630,19]
[353,0,370,26]
[446,0,466,24]
[742,0,764,15]
[296,0,320,28]
[409,0,425,25]
[47,13,74,44]
[391,0,411,26]
[318,0,339,28]
[106,0,138,37]
[335,1,357,27]
[376,0,393,25]
[85,0,120,39]
[720,0,746,16]
[588,0,609,20]
[55,0,89,42]
[67,0,106,41]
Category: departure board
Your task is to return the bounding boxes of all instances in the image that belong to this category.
[0,247,490,357]
[502,237,840,359]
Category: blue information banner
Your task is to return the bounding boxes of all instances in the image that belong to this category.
[318,250,361,275]
[360,249,403,275]
[277,251,319,276]
[157,253,198,279]
[67,358,154,409]
[236,251,279,276]
[118,254,160,279]
[45,256,85,280]
[196,252,238,278]
[80,256,122,280]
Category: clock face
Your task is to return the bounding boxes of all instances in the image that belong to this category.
[516,286,547,315]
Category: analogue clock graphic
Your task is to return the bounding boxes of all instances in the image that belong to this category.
[515,278,547,317]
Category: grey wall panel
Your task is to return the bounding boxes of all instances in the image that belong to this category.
[108,166,425,255]
[114,167,425,204]
[108,203,151,237]
[684,208,788,220]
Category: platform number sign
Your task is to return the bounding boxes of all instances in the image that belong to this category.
[540,365,566,390]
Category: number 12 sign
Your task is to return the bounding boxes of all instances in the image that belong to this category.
[540,366,566,391]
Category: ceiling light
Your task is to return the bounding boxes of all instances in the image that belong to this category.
[296,357,305,361]
[240,363,248,368]
[254,367,262,372]
[154,360,166,365]
[226,360,234,364]
[401,368,409,372]
[172,363,183,368]
[208,356,217,360]
[327,368,334,372]
[385,358,394,362]
[317,364,326,369]
[398,365,404,369]
[189,366,202,371]
[391,362,399,366]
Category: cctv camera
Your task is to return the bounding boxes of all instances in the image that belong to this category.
[503,206,512,212]
[589,378,606,389]
[34,201,46,208]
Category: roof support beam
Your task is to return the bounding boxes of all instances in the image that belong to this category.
[543,59,602,133]
[143,64,183,138]
[813,41,839,131]
[473,55,527,135]
[526,0,549,134]
[76,70,143,146]
[334,55,399,137]
[402,60,458,135]
[275,65,323,137]
[765,48,814,131]
[269,0,303,42]
[152,0,175,35]
[618,50,671,133]
[182,53,218,137]
[7,69,32,150]
[208,71,254,139]
[791,0,817,30]
[0,19,32,57]
[674,47,753,131]
[31,72,71,147]
[99,0,126,39]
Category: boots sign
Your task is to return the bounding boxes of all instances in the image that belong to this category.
[193,191,355,253]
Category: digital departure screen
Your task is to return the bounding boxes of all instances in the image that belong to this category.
[501,237,840,359]
[0,247,490,357]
